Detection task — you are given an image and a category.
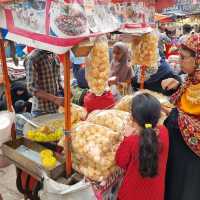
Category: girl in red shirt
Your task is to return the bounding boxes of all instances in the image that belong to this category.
[116,93,169,200]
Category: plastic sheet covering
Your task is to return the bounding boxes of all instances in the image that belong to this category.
[0,0,159,53]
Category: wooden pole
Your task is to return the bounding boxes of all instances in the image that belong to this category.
[140,65,146,90]
[0,39,16,142]
[0,39,13,111]
[63,51,72,177]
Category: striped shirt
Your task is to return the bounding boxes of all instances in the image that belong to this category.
[25,50,61,114]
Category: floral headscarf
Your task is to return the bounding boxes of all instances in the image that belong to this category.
[182,33,200,68]
[171,33,200,157]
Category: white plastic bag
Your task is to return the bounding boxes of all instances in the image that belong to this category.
[0,111,15,146]
[39,173,96,200]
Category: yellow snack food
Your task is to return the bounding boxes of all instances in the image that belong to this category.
[26,104,87,142]
[71,104,87,124]
[42,156,57,170]
[39,126,51,134]
[40,149,53,159]
[27,128,63,142]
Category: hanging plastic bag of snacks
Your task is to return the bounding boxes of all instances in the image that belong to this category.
[132,32,159,69]
[86,35,110,96]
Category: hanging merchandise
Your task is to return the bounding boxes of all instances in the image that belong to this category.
[132,31,159,68]
[86,35,110,96]
[0,0,176,54]
[118,0,155,35]
[131,31,159,88]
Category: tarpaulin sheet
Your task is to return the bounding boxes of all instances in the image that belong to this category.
[155,13,175,23]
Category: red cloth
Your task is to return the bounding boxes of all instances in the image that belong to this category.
[155,0,175,10]
[58,54,65,64]
[83,91,115,113]
[116,126,169,200]
[27,46,35,54]
[165,44,179,59]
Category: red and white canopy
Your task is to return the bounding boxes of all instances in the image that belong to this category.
[0,0,175,54]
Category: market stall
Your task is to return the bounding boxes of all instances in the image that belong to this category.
[155,13,175,23]
[0,0,175,199]
[175,13,200,31]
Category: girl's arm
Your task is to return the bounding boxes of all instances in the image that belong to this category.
[115,136,133,170]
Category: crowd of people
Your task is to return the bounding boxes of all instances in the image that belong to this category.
[116,30,200,200]
[0,23,200,200]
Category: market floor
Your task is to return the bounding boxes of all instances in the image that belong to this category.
[0,163,23,200]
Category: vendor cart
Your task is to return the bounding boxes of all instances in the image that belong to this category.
[0,0,175,199]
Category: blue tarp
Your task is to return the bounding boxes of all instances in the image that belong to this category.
[0,28,8,39]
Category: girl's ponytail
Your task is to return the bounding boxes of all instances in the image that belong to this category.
[139,125,158,177]
[131,93,161,178]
